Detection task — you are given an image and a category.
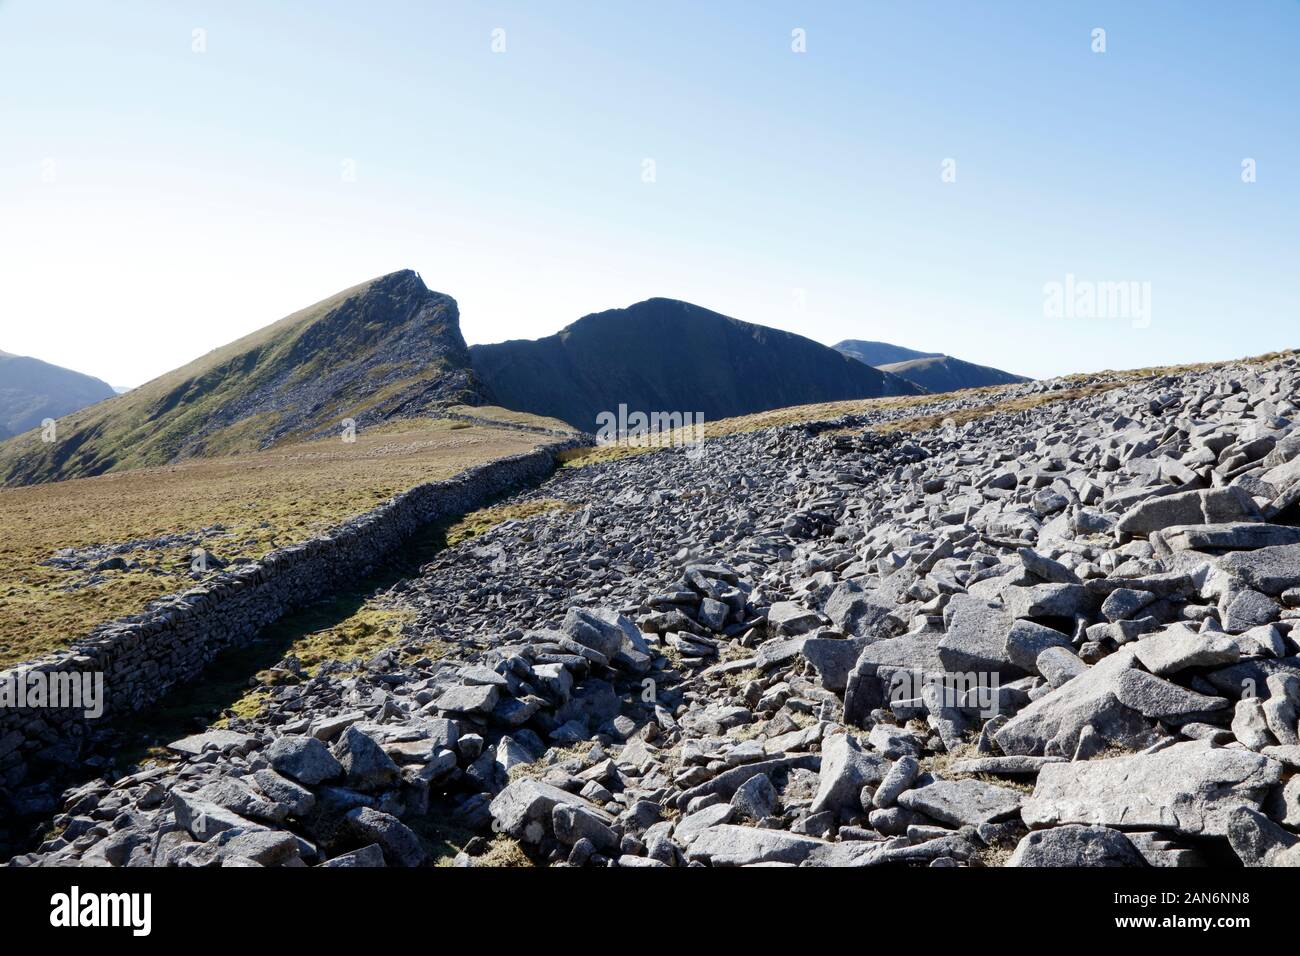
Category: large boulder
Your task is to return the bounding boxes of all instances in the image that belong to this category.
[938,596,1025,679]
[1117,487,1260,538]
[809,733,884,816]
[800,636,870,692]
[333,725,400,792]
[686,825,828,866]
[1009,825,1148,867]
[993,647,1158,757]
[489,779,613,842]
[343,807,425,867]
[1021,740,1283,837]
[896,778,1024,827]
[267,735,343,786]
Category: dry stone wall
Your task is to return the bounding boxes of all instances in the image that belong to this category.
[0,439,579,789]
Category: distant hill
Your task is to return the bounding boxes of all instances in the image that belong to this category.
[470,299,924,432]
[832,340,1029,393]
[833,340,943,367]
[0,270,486,486]
[877,354,1031,393]
[0,350,115,442]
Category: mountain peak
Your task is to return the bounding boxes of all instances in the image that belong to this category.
[0,272,486,485]
[471,299,922,431]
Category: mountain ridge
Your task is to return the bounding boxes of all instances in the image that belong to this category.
[877,354,1031,392]
[833,339,943,367]
[470,297,925,431]
[833,339,1029,393]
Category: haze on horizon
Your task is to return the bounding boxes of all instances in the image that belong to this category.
[1,1,1296,389]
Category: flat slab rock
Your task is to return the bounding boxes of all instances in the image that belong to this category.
[1021,740,1284,837]
[896,777,1024,826]
[166,729,257,756]
[686,824,828,866]
[949,756,1065,776]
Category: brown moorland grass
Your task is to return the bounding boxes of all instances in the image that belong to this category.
[0,416,561,667]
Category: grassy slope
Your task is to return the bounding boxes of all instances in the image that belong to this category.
[0,415,569,667]
[0,270,481,485]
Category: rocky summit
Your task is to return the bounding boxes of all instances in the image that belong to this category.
[13,352,1300,868]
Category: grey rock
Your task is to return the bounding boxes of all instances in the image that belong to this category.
[1117,487,1259,538]
[810,733,884,816]
[552,802,618,852]
[1218,543,1300,596]
[433,682,500,715]
[896,778,1023,827]
[872,755,919,808]
[173,791,266,842]
[1112,669,1229,719]
[938,595,1023,678]
[343,807,425,867]
[730,773,778,821]
[767,601,823,636]
[1132,626,1240,676]
[319,844,386,867]
[489,779,613,841]
[252,769,316,818]
[948,755,1065,776]
[1036,646,1088,688]
[994,648,1157,757]
[1009,825,1147,867]
[1004,620,1073,673]
[333,725,400,792]
[1226,806,1298,867]
[686,825,828,866]
[674,803,734,846]
[1232,698,1277,751]
[166,730,257,756]
[800,636,869,692]
[1022,740,1283,836]
[1005,584,1097,620]
[266,735,343,786]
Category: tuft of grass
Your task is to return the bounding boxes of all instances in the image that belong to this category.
[282,606,417,675]
[443,498,576,547]
[470,837,535,868]
[506,741,598,782]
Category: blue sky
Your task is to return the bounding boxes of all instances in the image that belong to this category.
[1,1,1296,386]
